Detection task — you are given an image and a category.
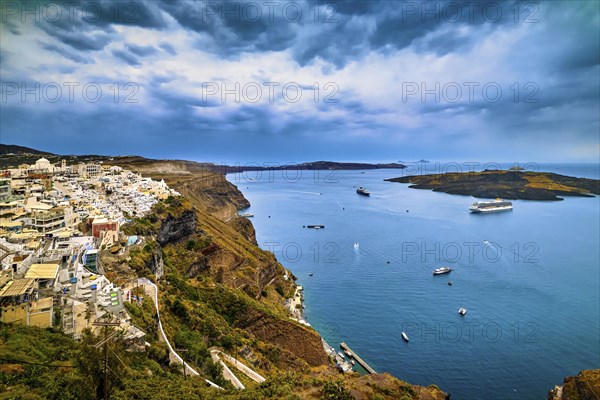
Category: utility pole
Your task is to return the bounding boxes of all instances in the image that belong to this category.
[93,319,120,400]
[175,349,189,380]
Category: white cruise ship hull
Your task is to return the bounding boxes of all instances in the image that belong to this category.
[469,206,513,213]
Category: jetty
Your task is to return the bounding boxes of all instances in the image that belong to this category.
[340,342,376,374]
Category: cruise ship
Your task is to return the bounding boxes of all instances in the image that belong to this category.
[469,199,513,213]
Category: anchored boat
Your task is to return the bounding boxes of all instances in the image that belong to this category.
[433,266,453,275]
[356,187,370,196]
[305,224,325,229]
[469,199,513,213]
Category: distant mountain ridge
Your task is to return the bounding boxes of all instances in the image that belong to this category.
[220,161,406,172]
[0,144,405,171]
[0,144,54,156]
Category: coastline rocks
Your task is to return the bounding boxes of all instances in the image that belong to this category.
[548,370,600,399]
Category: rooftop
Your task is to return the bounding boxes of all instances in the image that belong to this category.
[0,278,34,297]
[25,263,59,280]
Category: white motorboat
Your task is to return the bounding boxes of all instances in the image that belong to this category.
[433,266,452,275]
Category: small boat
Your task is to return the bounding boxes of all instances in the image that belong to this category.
[448,281,452,286]
[351,360,355,365]
[458,307,467,315]
[433,266,452,275]
[337,351,345,359]
[305,225,325,229]
[308,272,313,276]
[344,350,353,357]
[239,213,254,217]
[401,332,409,342]
[356,187,370,196]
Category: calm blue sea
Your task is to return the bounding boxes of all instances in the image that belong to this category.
[227,164,600,400]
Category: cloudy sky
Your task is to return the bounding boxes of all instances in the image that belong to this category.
[1,0,599,163]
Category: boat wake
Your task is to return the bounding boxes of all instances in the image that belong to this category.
[482,240,538,264]
[286,190,322,196]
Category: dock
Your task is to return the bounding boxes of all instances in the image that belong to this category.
[340,342,376,374]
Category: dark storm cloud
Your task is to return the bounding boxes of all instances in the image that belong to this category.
[333,0,387,16]
[545,2,600,71]
[1,0,598,162]
[159,43,177,55]
[41,43,93,64]
[37,20,114,51]
[77,0,167,29]
[3,0,166,54]
[111,48,140,65]
[157,0,296,56]
[411,25,489,56]
[3,20,22,35]
[126,43,157,57]
[292,17,372,67]
[367,0,517,53]
[148,80,220,110]
[153,0,536,67]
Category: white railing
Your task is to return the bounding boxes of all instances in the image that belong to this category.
[137,278,224,390]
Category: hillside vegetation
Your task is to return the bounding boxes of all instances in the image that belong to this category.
[1,156,448,399]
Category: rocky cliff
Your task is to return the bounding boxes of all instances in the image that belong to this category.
[548,370,600,400]
[111,157,448,398]
[157,208,196,245]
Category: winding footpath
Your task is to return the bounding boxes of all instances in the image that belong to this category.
[137,278,224,390]
[210,349,266,390]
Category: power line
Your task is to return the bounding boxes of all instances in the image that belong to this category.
[93,319,120,400]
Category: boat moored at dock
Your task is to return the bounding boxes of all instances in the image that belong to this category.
[340,342,376,374]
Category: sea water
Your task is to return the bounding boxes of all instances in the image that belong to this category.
[227,164,599,399]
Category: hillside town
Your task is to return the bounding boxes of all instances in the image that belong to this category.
[0,158,179,341]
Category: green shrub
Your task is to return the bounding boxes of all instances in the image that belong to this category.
[170,299,189,319]
[322,380,353,400]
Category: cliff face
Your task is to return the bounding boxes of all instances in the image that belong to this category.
[157,209,196,245]
[235,307,328,367]
[113,157,448,398]
[100,237,164,284]
[548,370,600,400]
[151,247,164,279]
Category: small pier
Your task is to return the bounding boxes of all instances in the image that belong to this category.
[340,342,376,374]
